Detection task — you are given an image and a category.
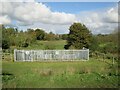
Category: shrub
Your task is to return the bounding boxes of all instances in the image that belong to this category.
[2,39,10,49]
[21,42,29,47]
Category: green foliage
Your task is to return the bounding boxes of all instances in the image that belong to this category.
[2,25,63,49]
[96,31,118,55]
[89,35,99,52]
[21,42,29,47]
[44,32,59,41]
[14,32,29,47]
[24,40,66,50]
[2,26,37,48]
[99,43,118,54]
[26,29,36,43]
[2,39,10,49]
[61,34,68,40]
[0,25,2,47]
[2,73,15,83]
[35,29,45,40]
[1,24,118,59]
[65,22,92,49]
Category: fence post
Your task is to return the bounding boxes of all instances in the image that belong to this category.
[31,50,33,62]
[14,49,17,62]
[10,51,13,62]
[88,49,89,60]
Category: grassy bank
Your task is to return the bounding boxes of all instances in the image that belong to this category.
[2,59,118,88]
[11,40,66,50]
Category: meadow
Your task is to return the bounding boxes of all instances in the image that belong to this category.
[1,9,119,89]
[15,40,66,50]
[2,58,119,88]
[2,40,119,88]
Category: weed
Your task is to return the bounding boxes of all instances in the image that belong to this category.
[40,69,53,76]
[2,72,15,83]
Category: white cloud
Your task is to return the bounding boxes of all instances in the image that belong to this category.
[0,1,118,34]
[104,7,118,23]
[1,2,76,25]
[77,6,118,34]
[14,3,51,23]
[50,12,76,24]
[1,0,35,2]
[17,22,70,34]
[0,15,11,24]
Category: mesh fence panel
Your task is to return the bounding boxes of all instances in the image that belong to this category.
[14,49,89,61]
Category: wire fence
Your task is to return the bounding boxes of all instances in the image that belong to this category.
[2,49,13,61]
[14,49,89,61]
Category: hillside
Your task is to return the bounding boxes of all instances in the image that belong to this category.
[11,40,67,50]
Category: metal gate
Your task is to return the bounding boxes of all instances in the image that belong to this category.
[14,49,89,61]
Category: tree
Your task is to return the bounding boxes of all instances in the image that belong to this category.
[2,27,18,46]
[44,31,56,41]
[61,34,68,40]
[64,22,92,49]
[0,24,2,47]
[2,25,10,49]
[35,29,45,40]
[26,28,36,44]
[89,35,99,52]
[2,39,10,49]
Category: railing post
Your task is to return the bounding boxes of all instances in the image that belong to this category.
[88,49,89,60]
[14,49,17,62]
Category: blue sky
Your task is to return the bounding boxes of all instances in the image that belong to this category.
[44,2,117,14]
[36,0,119,2]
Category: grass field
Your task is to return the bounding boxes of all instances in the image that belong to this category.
[2,40,119,88]
[2,58,119,88]
[21,40,66,50]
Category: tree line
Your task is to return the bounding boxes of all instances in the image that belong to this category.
[1,25,67,49]
[1,22,118,57]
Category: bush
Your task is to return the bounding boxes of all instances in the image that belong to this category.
[21,42,29,47]
[2,39,10,49]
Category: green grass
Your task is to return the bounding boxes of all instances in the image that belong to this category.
[2,59,119,88]
[22,40,66,50]
[10,40,66,50]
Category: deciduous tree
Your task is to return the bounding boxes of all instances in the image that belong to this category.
[64,22,92,49]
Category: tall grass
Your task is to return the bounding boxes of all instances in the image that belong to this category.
[2,58,119,88]
[22,40,66,50]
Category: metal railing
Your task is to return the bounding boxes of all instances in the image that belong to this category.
[14,49,89,61]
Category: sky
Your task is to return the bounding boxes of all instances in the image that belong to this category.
[44,2,116,14]
[0,0,119,34]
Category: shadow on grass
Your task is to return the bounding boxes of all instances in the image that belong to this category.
[2,72,15,83]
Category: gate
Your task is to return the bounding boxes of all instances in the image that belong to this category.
[14,49,89,61]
